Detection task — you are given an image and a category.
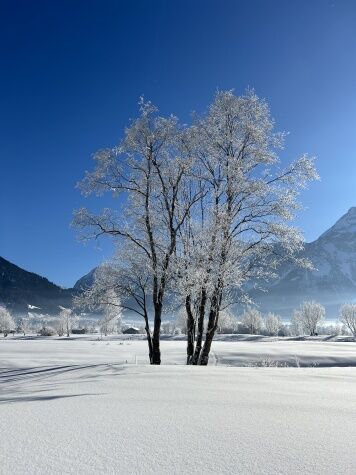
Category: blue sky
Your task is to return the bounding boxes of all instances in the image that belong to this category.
[1,0,356,287]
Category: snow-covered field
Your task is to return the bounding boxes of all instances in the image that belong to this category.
[1,336,356,474]
[2,334,356,368]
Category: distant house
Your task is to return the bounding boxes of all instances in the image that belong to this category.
[122,327,140,335]
[72,328,86,334]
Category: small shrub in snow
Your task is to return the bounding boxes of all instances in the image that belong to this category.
[252,357,286,368]
[38,326,56,336]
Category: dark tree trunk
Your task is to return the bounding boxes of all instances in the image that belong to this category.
[192,288,207,365]
[199,291,220,366]
[199,321,216,365]
[146,334,154,364]
[152,302,162,364]
[185,295,195,364]
[143,312,153,364]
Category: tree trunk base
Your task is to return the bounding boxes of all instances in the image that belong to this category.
[199,355,209,366]
[191,352,200,365]
[151,349,161,365]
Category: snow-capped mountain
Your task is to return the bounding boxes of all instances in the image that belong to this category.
[249,207,356,317]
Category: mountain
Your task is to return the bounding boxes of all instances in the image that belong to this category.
[73,268,96,290]
[0,256,75,315]
[249,207,356,317]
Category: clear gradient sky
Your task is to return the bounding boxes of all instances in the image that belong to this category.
[1,0,356,287]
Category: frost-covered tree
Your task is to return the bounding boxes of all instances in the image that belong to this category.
[74,90,317,365]
[241,307,263,334]
[58,307,77,337]
[217,310,238,333]
[161,321,176,335]
[293,301,325,336]
[54,316,65,336]
[176,90,317,364]
[74,99,201,364]
[174,189,209,362]
[18,316,31,336]
[0,306,15,336]
[318,322,342,336]
[99,290,122,337]
[264,313,282,336]
[290,311,304,336]
[174,308,188,335]
[340,304,356,337]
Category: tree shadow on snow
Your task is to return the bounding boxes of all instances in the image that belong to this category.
[0,392,101,404]
[0,363,127,404]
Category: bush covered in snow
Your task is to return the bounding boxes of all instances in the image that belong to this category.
[38,326,56,336]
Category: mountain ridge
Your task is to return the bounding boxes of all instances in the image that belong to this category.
[1,207,356,318]
[248,207,356,316]
[73,207,356,317]
[0,256,76,315]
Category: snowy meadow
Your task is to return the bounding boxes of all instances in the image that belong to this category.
[1,335,356,474]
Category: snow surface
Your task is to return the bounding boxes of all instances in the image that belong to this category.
[1,337,356,474]
[2,335,356,368]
